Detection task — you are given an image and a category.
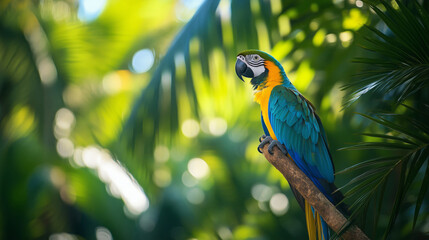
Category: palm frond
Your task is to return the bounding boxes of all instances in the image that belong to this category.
[0,8,63,147]
[344,0,429,106]
[120,0,222,160]
[340,105,429,239]
[413,163,429,228]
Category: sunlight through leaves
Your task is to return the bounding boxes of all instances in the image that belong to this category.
[187,158,210,179]
[131,49,155,74]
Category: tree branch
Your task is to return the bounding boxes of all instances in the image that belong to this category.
[260,143,369,240]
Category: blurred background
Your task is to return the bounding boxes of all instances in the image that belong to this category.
[1,0,428,239]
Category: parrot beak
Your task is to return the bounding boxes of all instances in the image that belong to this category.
[235,56,254,82]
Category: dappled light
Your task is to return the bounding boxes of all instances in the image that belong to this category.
[131,49,155,74]
[182,171,199,187]
[181,119,200,138]
[186,188,205,204]
[56,138,74,158]
[1,0,428,239]
[78,0,107,22]
[270,193,289,216]
[79,146,150,215]
[208,117,228,136]
[49,232,79,240]
[95,227,113,240]
[187,158,210,179]
[252,183,273,202]
[176,0,204,22]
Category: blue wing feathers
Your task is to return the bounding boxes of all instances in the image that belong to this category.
[267,85,335,192]
[286,111,297,126]
[311,128,318,143]
[302,122,311,139]
[280,108,288,120]
[312,114,320,132]
[294,119,303,134]
[267,85,335,240]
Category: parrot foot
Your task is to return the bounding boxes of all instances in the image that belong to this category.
[268,141,288,155]
[258,136,272,153]
[258,136,288,155]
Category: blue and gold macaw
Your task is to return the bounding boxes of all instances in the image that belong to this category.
[236,50,344,240]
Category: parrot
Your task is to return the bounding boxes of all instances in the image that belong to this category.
[235,50,345,240]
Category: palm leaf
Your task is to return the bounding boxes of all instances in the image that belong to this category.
[413,163,429,228]
[120,0,222,160]
[340,106,429,238]
[335,156,399,174]
[0,8,64,147]
[343,0,429,106]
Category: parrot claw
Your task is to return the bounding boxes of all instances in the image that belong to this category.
[258,136,272,153]
[268,140,288,156]
[257,136,288,156]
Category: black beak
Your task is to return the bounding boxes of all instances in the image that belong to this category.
[235,57,254,81]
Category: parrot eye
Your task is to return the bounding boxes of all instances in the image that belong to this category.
[253,55,259,60]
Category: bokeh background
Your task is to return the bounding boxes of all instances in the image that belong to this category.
[1,0,428,239]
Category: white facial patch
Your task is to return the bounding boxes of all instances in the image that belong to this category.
[248,65,265,77]
[244,54,265,78]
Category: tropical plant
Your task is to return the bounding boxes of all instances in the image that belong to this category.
[340,0,429,239]
[0,0,179,238]
[2,0,427,239]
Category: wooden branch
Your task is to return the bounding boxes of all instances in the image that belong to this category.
[260,143,369,240]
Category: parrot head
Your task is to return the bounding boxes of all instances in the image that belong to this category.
[235,50,286,89]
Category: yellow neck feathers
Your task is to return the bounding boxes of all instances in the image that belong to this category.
[253,60,284,104]
[253,60,284,140]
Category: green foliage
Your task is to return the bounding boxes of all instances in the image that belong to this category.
[121,0,222,161]
[339,109,429,238]
[344,0,429,105]
[1,0,428,239]
[340,0,429,239]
